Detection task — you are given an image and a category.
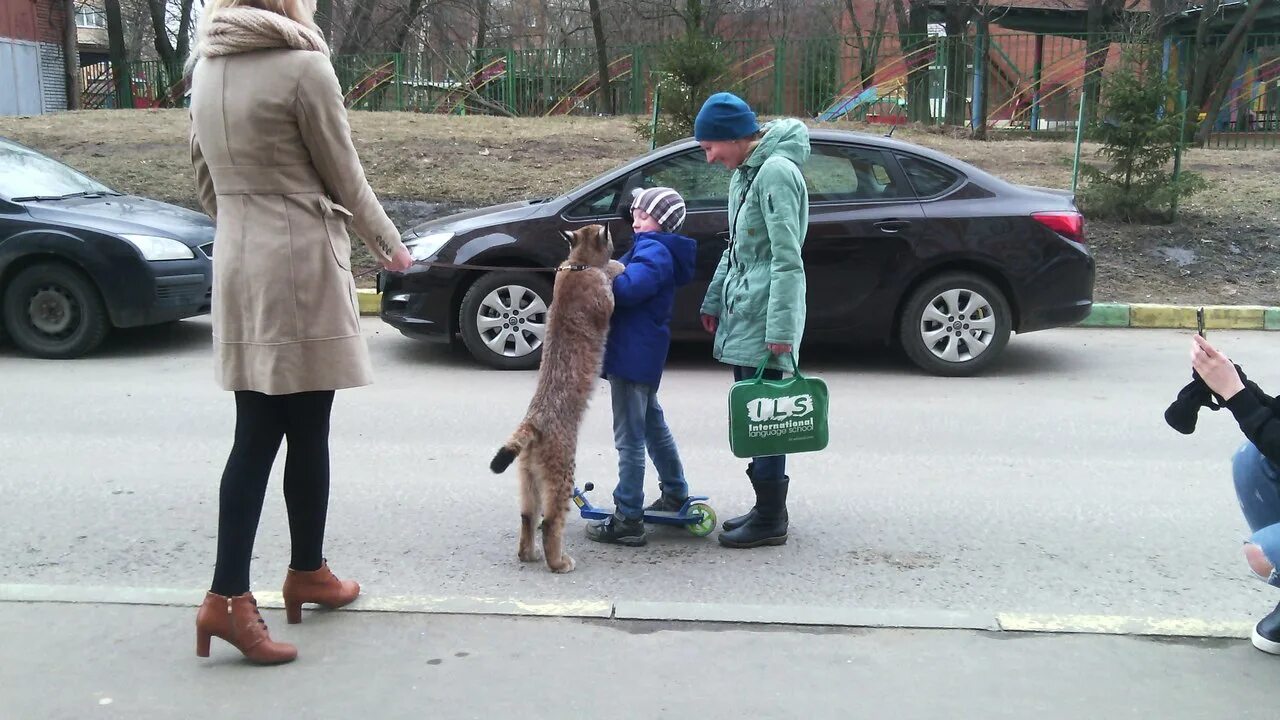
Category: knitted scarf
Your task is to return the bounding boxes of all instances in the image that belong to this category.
[187,7,328,74]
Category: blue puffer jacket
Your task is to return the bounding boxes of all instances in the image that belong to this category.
[603,231,698,387]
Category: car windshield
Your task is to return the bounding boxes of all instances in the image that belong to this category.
[0,139,113,200]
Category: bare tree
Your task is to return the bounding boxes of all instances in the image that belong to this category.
[317,0,334,41]
[64,0,82,109]
[104,0,132,105]
[588,0,615,113]
[474,0,490,55]
[340,0,379,54]
[842,0,892,91]
[634,0,728,36]
[394,0,434,50]
[1081,0,1125,124]
[940,0,980,126]
[892,0,931,122]
[144,0,196,68]
[1190,0,1274,144]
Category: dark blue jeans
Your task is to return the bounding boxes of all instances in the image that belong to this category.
[733,364,787,482]
[609,376,689,519]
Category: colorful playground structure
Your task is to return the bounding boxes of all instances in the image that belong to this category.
[84,29,1279,147]
[544,55,634,116]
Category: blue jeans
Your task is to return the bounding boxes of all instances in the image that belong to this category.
[1233,441,1280,588]
[732,364,787,482]
[609,376,689,519]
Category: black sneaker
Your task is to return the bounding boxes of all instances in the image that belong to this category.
[644,493,687,514]
[585,513,647,546]
[1253,601,1280,655]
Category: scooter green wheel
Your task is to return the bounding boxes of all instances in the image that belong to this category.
[687,503,717,537]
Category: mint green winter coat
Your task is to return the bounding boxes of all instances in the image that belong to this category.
[699,118,811,372]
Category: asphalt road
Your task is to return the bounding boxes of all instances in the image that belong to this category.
[1,319,1276,626]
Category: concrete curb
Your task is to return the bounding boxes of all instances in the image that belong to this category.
[357,288,381,316]
[0,583,1252,640]
[1080,303,1280,330]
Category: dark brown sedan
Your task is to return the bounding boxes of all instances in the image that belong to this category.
[379,129,1093,376]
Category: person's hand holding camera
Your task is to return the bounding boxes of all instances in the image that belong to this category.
[1191,334,1246,401]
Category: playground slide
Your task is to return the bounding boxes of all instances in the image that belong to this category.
[544,55,633,116]
[344,62,395,109]
[433,57,507,114]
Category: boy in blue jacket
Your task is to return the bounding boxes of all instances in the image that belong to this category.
[586,187,699,546]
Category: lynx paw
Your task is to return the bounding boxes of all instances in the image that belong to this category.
[548,554,576,574]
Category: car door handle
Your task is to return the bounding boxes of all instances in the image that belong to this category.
[875,220,912,234]
[716,230,731,241]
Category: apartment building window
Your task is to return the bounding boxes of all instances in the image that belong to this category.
[76,7,107,29]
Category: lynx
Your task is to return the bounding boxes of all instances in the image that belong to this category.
[490,224,624,573]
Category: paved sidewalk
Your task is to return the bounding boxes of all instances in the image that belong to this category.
[2,600,1275,720]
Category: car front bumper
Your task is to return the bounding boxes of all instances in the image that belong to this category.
[378,266,460,342]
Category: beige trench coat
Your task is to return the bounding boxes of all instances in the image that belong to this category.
[190,49,405,395]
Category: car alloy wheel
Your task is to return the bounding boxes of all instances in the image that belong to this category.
[476,283,548,359]
[898,271,1011,377]
[458,271,554,370]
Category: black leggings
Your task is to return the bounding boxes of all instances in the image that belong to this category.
[210,390,336,597]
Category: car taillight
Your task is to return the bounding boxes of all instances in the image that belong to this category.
[1032,211,1086,244]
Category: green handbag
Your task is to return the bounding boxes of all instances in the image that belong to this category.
[728,354,829,459]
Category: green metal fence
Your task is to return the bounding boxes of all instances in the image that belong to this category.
[95,32,1280,148]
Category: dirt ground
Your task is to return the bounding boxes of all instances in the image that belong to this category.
[2,109,1275,305]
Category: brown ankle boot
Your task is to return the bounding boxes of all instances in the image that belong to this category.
[195,592,297,665]
[282,561,360,624]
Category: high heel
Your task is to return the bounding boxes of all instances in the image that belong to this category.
[194,591,297,664]
[281,560,360,624]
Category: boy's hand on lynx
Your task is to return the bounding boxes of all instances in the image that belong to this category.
[607,260,626,277]
[767,343,792,356]
[700,314,718,334]
[384,247,413,273]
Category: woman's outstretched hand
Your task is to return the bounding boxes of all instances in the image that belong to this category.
[1191,334,1245,401]
[384,246,413,273]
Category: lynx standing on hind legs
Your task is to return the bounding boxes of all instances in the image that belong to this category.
[490,224,624,573]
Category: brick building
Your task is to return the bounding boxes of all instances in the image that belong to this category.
[1,0,72,115]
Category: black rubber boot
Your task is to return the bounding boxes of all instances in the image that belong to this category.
[719,477,788,548]
[1253,600,1280,655]
[722,463,757,532]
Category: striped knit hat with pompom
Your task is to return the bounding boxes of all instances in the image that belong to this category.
[630,187,687,234]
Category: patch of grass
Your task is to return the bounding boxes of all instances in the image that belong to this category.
[0,110,647,210]
[2,110,1277,304]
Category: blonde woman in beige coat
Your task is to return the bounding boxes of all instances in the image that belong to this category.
[187,0,412,665]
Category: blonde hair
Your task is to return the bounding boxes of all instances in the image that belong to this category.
[202,0,316,27]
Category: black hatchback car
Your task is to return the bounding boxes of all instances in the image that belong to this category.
[380,129,1094,376]
[0,137,214,358]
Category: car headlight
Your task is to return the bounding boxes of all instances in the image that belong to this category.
[405,231,453,262]
[120,234,194,261]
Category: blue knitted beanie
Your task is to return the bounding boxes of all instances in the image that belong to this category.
[694,92,759,141]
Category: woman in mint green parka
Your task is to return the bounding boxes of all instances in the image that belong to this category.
[694,92,810,550]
